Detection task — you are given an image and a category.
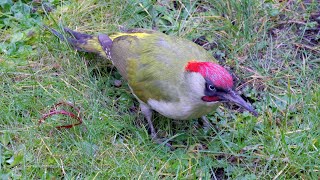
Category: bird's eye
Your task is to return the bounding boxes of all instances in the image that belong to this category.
[208,84,215,91]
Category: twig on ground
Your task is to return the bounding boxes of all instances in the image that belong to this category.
[39,101,82,129]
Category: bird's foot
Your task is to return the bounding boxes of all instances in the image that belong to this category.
[151,135,173,150]
[201,116,215,133]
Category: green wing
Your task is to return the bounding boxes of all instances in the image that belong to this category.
[110,30,214,103]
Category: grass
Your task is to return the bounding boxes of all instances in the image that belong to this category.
[1,0,319,179]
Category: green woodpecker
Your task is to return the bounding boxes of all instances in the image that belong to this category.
[47,27,258,143]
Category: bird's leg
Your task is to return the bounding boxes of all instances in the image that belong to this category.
[140,103,156,138]
[201,116,213,132]
[140,103,172,148]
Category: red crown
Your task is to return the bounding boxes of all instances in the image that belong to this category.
[185,61,233,89]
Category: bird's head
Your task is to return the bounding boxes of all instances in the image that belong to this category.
[185,61,258,116]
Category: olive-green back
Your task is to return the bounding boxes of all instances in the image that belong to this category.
[110,29,215,103]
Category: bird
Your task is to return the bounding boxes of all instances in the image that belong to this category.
[46,27,258,145]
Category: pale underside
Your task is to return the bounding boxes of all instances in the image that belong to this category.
[128,70,220,120]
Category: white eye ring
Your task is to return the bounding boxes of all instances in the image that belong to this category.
[208,84,215,91]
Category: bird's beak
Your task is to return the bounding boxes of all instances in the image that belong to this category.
[217,89,258,117]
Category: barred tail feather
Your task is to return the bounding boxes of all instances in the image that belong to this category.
[45,26,111,59]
